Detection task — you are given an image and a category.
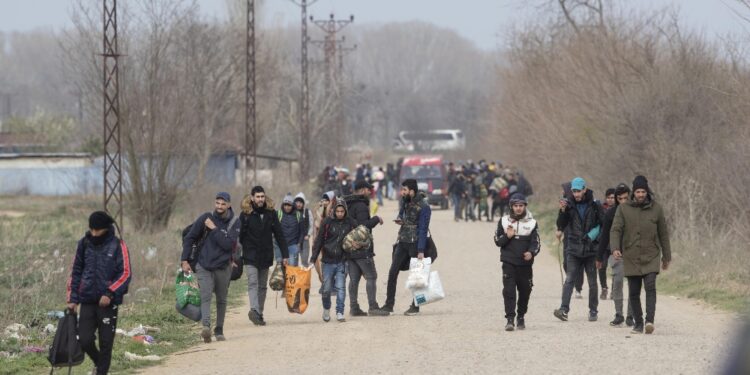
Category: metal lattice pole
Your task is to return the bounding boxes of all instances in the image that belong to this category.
[246,0,257,184]
[102,0,123,233]
[289,0,318,182]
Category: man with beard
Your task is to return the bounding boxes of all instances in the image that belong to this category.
[553,177,604,322]
[182,192,241,342]
[494,193,540,332]
[239,186,289,327]
[383,179,432,316]
[611,176,671,334]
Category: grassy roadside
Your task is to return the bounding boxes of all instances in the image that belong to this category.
[532,205,748,314]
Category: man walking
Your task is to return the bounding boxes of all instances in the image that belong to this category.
[67,211,131,375]
[239,186,289,326]
[383,179,432,316]
[597,183,635,327]
[294,193,313,267]
[553,177,604,322]
[182,192,241,342]
[494,193,540,332]
[278,193,304,266]
[611,176,671,334]
[344,180,389,317]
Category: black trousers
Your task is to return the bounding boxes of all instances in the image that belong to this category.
[627,272,658,324]
[563,254,584,292]
[385,242,417,309]
[598,267,608,289]
[502,263,533,319]
[79,303,118,375]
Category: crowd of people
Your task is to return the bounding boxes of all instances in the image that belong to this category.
[63,157,671,374]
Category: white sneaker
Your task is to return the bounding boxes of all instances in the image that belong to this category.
[575,291,583,299]
[336,312,345,322]
[322,309,330,322]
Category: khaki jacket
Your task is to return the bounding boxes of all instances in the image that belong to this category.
[610,197,671,276]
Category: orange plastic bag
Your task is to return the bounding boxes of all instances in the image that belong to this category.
[285,265,312,314]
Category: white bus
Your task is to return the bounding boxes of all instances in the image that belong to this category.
[392,129,465,152]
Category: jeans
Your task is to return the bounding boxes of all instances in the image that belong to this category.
[246,264,269,314]
[299,239,310,267]
[628,272,658,324]
[321,262,347,314]
[196,263,231,329]
[287,244,299,267]
[609,255,633,317]
[376,187,384,205]
[348,257,379,310]
[563,253,584,292]
[502,263,533,319]
[78,304,118,375]
[451,194,462,220]
[560,254,598,313]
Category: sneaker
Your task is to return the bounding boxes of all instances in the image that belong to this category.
[553,309,568,322]
[631,323,644,334]
[575,290,583,299]
[90,367,97,375]
[588,311,598,322]
[380,304,394,313]
[350,307,368,317]
[368,308,390,316]
[625,315,634,327]
[214,327,226,341]
[248,309,264,326]
[600,288,608,300]
[323,309,331,322]
[336,312,346,322]
[505,319,515,332]
[200,326,212,343]
[516,316,526,330]
[645,322,655,334]
[609,314,625,326]
[404,305,420,316]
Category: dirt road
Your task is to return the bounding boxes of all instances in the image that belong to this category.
[142,204,739,374]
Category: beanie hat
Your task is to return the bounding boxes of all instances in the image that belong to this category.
[354,180,373,191]
[632,175,650,192]
[509,193,527,206]
[89,211,114,230]
[282,193,294,205]
[614,183,630,197]
[402,178,418,193]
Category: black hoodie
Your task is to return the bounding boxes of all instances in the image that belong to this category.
[311,201,357,264]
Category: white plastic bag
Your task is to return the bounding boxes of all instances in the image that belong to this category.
[412,271,445,306]
[405,257,431,291]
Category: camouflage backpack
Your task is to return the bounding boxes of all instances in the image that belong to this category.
[342,225,372,253]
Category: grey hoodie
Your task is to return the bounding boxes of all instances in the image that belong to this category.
[280,194,303,245]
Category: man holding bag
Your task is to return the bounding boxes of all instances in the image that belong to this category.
[494,193,540,331]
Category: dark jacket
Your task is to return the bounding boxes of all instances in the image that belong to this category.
[311,201,357,264]
[182,209,240,271]
[597,205,619,262]
[343,194,381,259]
[397,192,432,253]
[279,210,304,246]
[494,211,541,266]
[239,198,289,269]
[448,176,466,196]
[556,189,603,258]
[68,226,131,305]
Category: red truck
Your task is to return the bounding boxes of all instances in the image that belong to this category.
[399,155,449,209]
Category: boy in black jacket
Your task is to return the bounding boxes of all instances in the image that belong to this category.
[67,211,131,375]
[494,194,540,332]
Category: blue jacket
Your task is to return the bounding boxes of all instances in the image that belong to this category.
[67,226,131,305]
[182,209,241,271]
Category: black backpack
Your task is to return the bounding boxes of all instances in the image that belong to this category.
[48,309,84,374]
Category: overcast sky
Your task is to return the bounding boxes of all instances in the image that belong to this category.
[1,0,748,50]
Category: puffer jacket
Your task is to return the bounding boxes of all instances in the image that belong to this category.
[67,226,131,305]
[239,196,289,269]
[311,201,357,264]
[556,189,604,258]
[610,194,671,277]
[494,211,541,266]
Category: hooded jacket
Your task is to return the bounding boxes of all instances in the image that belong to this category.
[494,211,541,266]
[279,194,304,246]
[238,196,289,269]
[182,208,241,271]
[68,226,131,305]
[295,193,313,238]
[311,200,357,264]
[343,194,381,259]
[556,189,603,258]
[610,193,671,277]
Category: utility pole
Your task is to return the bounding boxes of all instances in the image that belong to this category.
[310,13,354,163]
[102,0,123,233]
[289,0,318,182]
[245,0,257,185]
